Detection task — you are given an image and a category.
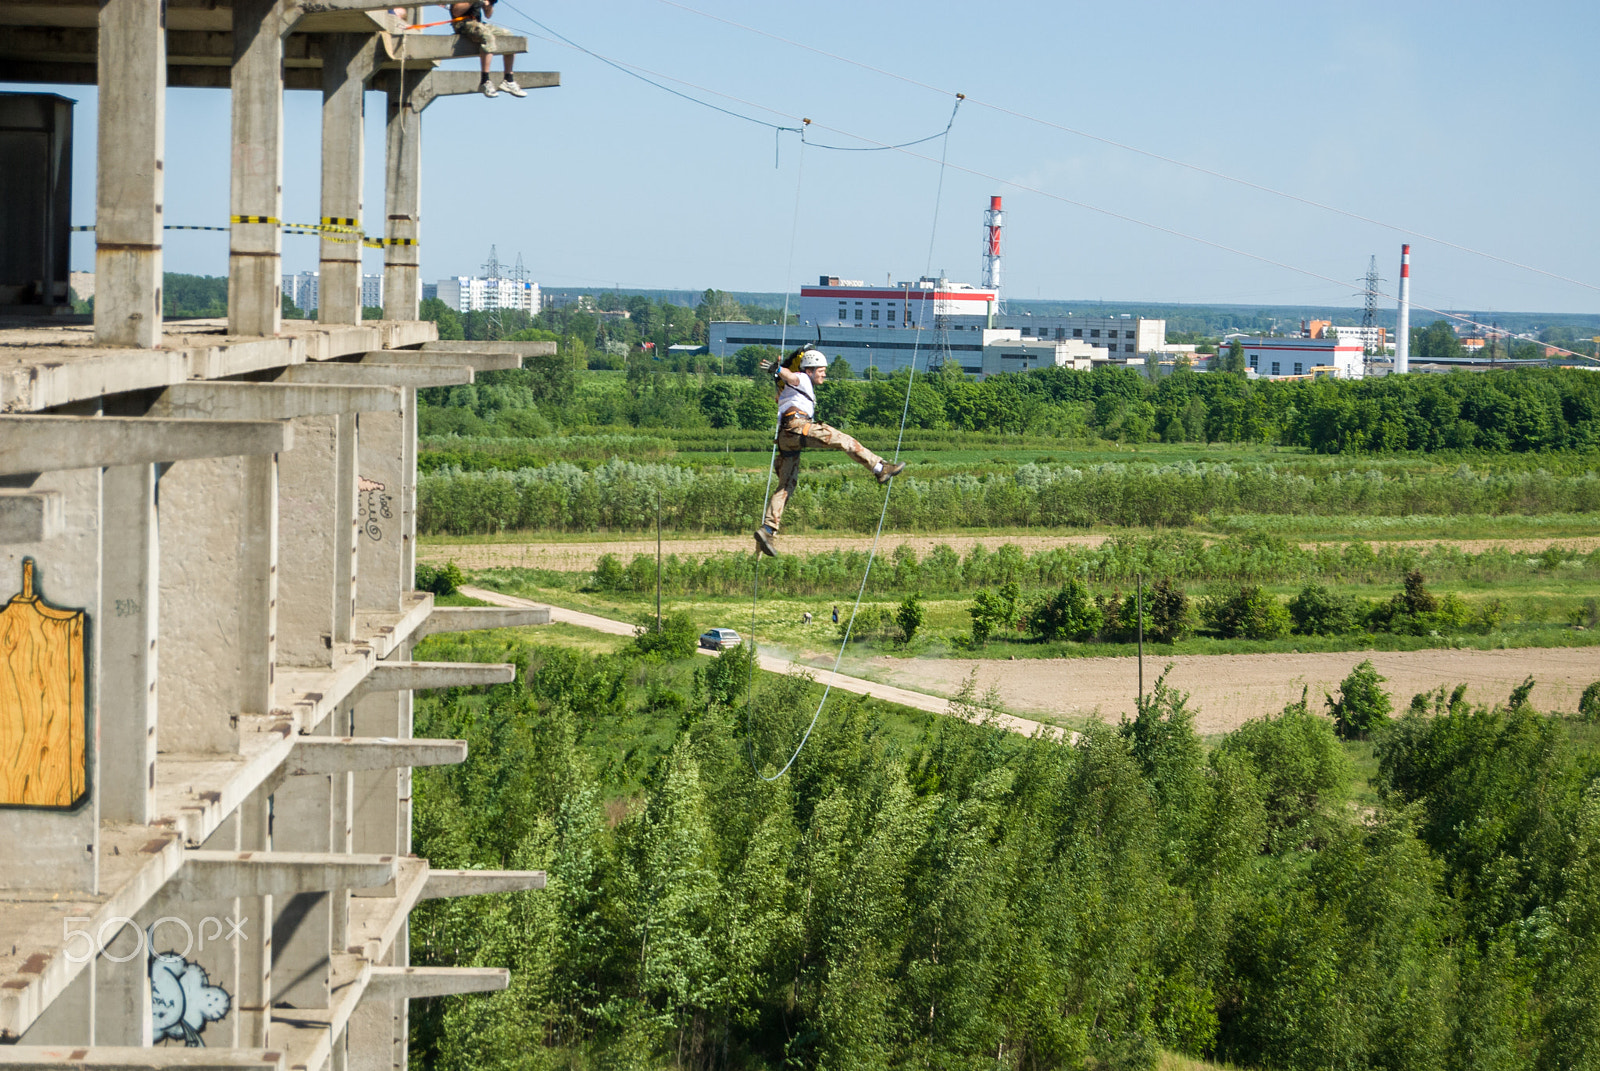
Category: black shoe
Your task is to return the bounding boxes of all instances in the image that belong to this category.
[753,527,778,557]
[876,461,906,484]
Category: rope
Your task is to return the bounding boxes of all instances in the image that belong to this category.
[743,105,959,783]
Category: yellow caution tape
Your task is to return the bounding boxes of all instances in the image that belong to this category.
[72,221,413,247]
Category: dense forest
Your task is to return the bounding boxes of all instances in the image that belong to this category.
[407,627,1600,1070]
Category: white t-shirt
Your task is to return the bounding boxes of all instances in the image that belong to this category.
[777,374,816,419]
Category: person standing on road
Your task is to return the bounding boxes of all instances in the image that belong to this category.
[754,346,904,557]
[449,0,525,98]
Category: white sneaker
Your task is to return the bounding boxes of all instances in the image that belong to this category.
[499,78,526,98]
[480,79,498,98]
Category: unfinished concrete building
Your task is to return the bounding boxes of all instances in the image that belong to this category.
[0,4,558,1068]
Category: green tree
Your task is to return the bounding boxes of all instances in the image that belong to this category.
[967,581,1020,645]
[896,592,925,645]
[1327,660,1392,740]
[420,296,465,340]
[1288,583,1360,635]
[633,609,698,660]
[1026,578,1103,642]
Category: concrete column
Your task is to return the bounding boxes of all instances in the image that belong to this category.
[229,0,285,337]
[277,417,339,666]
[93,923,149,1046]
[236,786,273,1046]
[94,0,164,348]
[319,34,369,325]
[381,73,424,322]
[355,406,404,612]
[334,413,358,645]
[241,454,279,716]
[100,463,158,824]
[401,390,418,586]
[271,720,333,1009]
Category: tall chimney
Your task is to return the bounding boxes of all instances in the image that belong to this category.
[1395,243,1411,374]
[982,195,1003,292]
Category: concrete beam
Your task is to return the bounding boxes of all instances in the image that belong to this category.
[174,851,397,900]
[357,661,516,696]
[94,0,165,347]
[0,417,291,477]
[356,350,522,371]
[414,605,551,640]
[421,869,546,899]
[381,69,558,107]
[419,340,557,357]
[150,383,402,420]
[0,1049,285,1071]
[287,737,467,775]
[376,33,526,64]
[0,492,62,542]
[279,363,472,388]
[364,967,508,1001]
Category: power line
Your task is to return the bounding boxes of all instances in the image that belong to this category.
[493,10,1594,359]
[648,0,1600,296]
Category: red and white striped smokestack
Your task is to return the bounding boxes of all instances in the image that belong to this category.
[982,195,1003,292]
[1395,243,1411,374]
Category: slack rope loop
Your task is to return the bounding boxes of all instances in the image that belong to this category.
[743,104,959,783]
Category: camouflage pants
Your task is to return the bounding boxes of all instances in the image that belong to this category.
[763,414,884,532]
[455,18,501,53]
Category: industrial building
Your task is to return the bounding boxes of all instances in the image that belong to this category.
[1237,336,1366,379]
[0,7,561,1071]
[435,275,541,314]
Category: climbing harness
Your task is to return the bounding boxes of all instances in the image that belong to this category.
[743,97,962,781]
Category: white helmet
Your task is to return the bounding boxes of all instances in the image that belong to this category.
[798,347,828,370]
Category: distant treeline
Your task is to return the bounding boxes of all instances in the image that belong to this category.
[419,357,1600,455]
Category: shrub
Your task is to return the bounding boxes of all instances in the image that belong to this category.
[1579,681,1600,723]
[1146,577,1191,643]
[592,553,626,592]
[1203,584,1291,639]
[1026,578,1103,642]
[896,592,926,645]
[415,560,464,596]
[1288,583,1360,635]
[968,581,1021,645]
[1327,660,1392,740]
[632,610,698,660]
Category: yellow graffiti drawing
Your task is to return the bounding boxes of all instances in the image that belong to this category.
[0,559,88,808]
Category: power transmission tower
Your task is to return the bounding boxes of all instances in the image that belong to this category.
[480,245,505,340]
[1357,255,1384,375]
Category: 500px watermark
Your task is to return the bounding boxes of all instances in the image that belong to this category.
[63,916,249,963]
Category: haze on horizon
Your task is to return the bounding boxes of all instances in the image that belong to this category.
[17,0,1599,316]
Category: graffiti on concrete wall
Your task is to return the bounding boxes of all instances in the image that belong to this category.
[0,558,88,808]
[150,945,231,1046]
[358,475,393,542]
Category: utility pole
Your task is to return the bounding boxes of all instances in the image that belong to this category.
[655,488,663,633]
[1136,572,1144,706]
[480,245,505,341]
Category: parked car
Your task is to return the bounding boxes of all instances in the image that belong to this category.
[699,628,742,651]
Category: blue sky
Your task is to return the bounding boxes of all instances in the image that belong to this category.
[26,0,1600,313]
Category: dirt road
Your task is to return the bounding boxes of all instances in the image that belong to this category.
[864,647,1600,735]
[457,586,1062,740]
[424,534,1600,573]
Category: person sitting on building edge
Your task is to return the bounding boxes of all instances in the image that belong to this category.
[754,345,905,557]
[449,0,525,98]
